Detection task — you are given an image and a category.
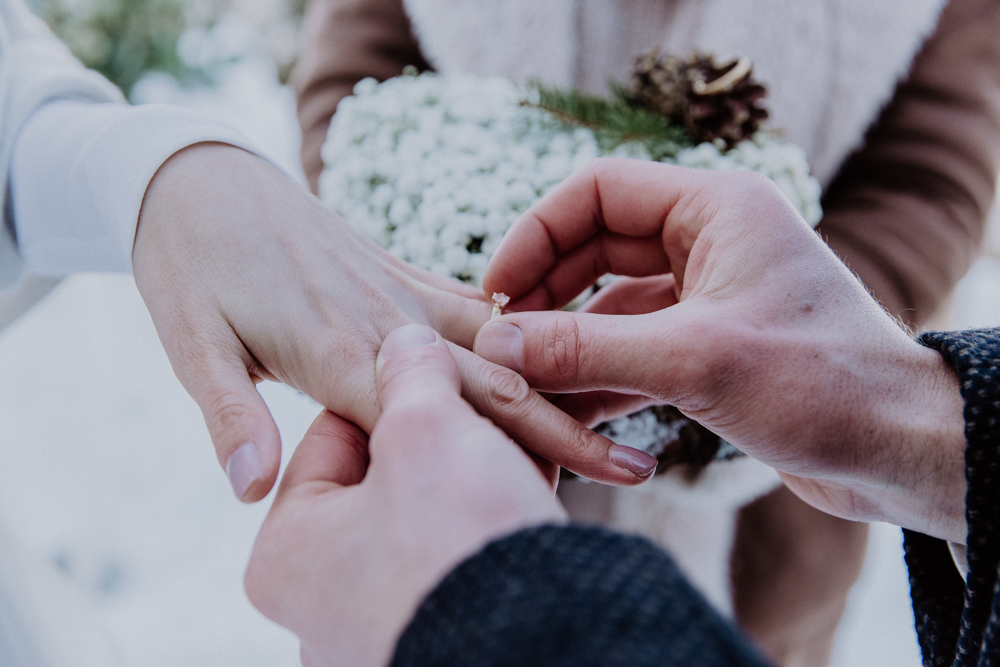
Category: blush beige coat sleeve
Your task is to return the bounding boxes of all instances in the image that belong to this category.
[817,0,1000,327]
[292,0,430,195]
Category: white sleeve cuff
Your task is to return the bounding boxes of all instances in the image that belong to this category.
[948,541,969,580]
[10,100,263,276]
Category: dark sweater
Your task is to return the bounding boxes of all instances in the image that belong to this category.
[906,329,1000,667]
[391,328,1000,667]
[392,525,773,667]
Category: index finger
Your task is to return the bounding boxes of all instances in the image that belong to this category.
[273,409,369,503]
[482,159,716,309]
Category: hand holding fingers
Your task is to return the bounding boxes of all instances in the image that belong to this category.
[247,325,566,667]
[373,325,567,506]
[375,323,462,408]
[477,159,971,541]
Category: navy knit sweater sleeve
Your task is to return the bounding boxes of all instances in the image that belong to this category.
[908,328,1000,667]
[390,524,772,667]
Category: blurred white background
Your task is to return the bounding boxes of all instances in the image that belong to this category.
[1,1,998,665]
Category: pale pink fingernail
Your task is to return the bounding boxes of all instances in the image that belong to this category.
[609,444,657,478]
[381,324,437,359]
[476,322,524,373]
[226,442,264,501]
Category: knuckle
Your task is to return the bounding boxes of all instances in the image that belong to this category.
[589,156,628,178]
[565,422,607,461]
[541,314,584,385]
[484,366,533,411]
[205,390,255,439]
[587,158,613,179]
[716,168,769,192]
[723,171,783,208]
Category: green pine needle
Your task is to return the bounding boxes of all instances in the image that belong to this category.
[523,82,691,160]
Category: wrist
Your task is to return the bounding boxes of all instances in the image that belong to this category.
[134,142,284,258]
[851,340,966,542]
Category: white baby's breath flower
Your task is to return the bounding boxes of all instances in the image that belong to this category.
[319,72,822,286]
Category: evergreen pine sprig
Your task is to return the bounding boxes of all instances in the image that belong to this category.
[522,82,691,160]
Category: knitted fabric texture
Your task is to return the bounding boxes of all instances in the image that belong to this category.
[390,524,773,667]
[908,328,1000,666]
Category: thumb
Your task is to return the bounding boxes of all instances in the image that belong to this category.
[474,309,687,400]
[182,349,282,503]
[272,409,369,502]
[375,325,567,495]
[375,324,462,411]
[373,323,492,471]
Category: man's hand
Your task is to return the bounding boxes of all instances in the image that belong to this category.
[133,144,652,502]
[244,324,566,667]
[475,158,968,543]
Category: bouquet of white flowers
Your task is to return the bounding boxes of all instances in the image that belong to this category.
[321,70,820,287]
[319,55,822,473]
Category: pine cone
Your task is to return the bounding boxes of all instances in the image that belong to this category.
[629,49,687,118]
[629,49,768,148]
[682,54,768,148]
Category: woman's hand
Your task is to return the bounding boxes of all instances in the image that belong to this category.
[475,158,968,542]
[244,324,566,667]
[133,144,652,502]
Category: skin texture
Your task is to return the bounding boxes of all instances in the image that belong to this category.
[476,158,969,543]
[131,143,652,502]
[244,324,566,667]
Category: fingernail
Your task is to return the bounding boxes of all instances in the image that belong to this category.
[226,442,264,501]
[609,444,657,478]
[476,322,523,373]
[381,324,437,359]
